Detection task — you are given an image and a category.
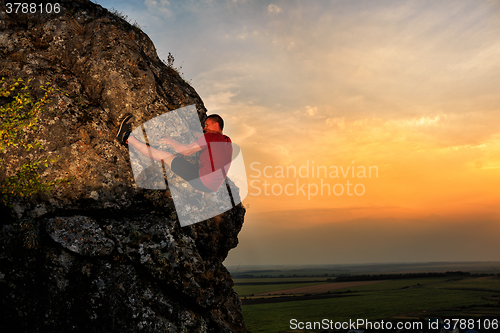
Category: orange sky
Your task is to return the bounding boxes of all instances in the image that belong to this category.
[102,0,500,265]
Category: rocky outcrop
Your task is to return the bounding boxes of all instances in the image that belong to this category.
[0,1,246,332]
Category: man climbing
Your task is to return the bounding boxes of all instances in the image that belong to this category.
[116,114,232,193]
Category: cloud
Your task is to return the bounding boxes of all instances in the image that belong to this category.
[243,142,293,168]
[326,117,345,129]
[204,91,237,113]
[305,105,317,116]
[144,0,172,16]
[268,4,282,13]
[402,116,440,127]
[319,112,500,151]
[227,122,256,143]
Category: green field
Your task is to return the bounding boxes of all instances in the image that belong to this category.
[234,282,328,297]
[235,277,331,284]
[234,277,453,297]
[428,277,500,292]
[237,276,500,333]
[322,277,458,292]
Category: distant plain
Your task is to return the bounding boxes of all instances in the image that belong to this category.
[229,262,500,332]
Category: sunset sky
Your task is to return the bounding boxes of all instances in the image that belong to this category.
[98,0,500,265]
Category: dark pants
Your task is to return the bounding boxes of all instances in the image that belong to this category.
[170,156,213,193]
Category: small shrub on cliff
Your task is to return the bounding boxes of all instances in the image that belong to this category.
[108,7,143,32]
[0,77,68,207]
[163,53,191,84]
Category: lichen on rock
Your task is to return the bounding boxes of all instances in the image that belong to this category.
[0,1,247,332]
[46,215,115,256]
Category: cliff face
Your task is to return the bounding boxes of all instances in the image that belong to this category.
[0,1,246,332]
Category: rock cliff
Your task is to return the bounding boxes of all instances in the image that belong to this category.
[0,1,246,332]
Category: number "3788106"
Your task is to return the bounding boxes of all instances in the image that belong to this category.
[5,3,61,14]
